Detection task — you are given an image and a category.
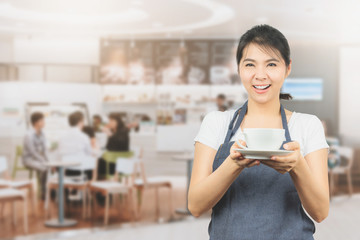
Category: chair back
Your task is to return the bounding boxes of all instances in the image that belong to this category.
[115,158,136,185]
[62,154,97,171]
[0,156,7,174]
[12,145,33,179]
[116,158,135,175]
[335,146,354,169]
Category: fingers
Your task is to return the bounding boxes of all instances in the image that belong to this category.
[246,159,260,168]
[283,141,300,151]
[261,161,289,174]
[270,154,296,163]
[231,151,245,160]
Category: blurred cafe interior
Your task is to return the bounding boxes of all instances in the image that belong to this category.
[0,0,359,240]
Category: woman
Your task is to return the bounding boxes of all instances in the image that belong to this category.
[189,25,330,240]
[98,113,130,176]
[105,113,130,151]
[83,125,99,150]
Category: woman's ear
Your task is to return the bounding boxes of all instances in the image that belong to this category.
[285,59,292,78]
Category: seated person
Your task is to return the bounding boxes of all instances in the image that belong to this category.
[22,112,48,199]
[92,114,105,133]
[58,111,93,180]
[83,125,100,156]
[98,113,130,178]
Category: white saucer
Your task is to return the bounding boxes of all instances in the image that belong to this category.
[234,148,294,160]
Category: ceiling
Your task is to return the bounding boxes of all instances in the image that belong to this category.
[0,0,359,44]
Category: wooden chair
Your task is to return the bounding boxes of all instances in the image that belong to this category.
[12,145,34,179]
[0,156,37,216]
[329,145,354,197]
[45,154,97,219]
[89,158,137,225]
[133,148,173,221]
[101,151,134,180]
[0,188,28,234]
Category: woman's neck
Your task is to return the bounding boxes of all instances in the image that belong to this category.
[247,98,281,117]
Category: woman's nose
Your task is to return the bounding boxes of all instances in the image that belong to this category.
[255,67,267,80]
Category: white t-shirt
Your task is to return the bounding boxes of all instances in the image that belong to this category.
[58,127,93,156]
[194,109,330,157]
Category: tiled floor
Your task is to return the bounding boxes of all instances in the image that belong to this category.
[0,176,190,239]
[314,194,360,240]
[2,177,360,240]
[11,193,360,240]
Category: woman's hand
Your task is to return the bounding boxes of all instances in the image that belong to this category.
[261,141,303,174]
[102,126,112,137]
[230,140,260,170]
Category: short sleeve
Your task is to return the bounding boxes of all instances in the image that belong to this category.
[303,115,330,157]
[193,111,220,150]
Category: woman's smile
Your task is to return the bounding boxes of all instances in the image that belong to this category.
[252,84,271,94]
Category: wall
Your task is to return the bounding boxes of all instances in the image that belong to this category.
[281,43,339,137]
[0,36,99,82]
[339,46,360,145]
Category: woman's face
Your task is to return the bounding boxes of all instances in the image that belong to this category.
[108,118,118,131]
[238,43,291,104]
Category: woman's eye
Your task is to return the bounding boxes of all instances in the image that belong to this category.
[245,63,254,67]
[267,63,277,67]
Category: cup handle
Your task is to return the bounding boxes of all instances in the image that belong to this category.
[239,132,247,139]
[236,133,248,149]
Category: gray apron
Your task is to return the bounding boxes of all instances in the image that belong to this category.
[209,100,315,240]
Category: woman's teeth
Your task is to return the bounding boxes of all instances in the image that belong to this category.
[253,84,271,90]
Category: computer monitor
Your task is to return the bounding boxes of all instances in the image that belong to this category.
[281,78,323,101]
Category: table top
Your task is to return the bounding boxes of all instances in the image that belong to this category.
[44,161,81,167]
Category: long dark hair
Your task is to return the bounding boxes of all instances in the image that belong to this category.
[108,112,127,133]
[236,24,293,100]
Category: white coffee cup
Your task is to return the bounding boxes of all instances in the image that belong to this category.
[241,128,285,150]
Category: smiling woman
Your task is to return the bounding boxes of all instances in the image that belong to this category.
[189,24,330,240]
[236,25,293,101]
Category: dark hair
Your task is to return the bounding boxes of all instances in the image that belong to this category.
[109,112,127,133]
[31,112,44,125]
[93,114,102,122]
[236,24,293,100]
[69,111,84,127]
[217,94,226,100]
[82,125,95,138]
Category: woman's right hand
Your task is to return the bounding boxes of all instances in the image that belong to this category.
[230,140,260,170]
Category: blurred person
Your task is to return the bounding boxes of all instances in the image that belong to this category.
[58,111,93,181]
[189,25,329,239]
[92,114,104,133]
[22,112,48,199]
[98,113,130,177]
[218,105,228,112]
[83,125,98,151]
[216,93,227,111]
[58,111,92,157]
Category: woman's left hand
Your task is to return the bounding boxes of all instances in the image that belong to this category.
[261,141,303,174]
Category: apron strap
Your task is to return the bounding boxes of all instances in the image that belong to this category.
[224,100,248,143]
[280,104,292,149]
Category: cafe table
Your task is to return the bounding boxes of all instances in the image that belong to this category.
[172,152,194,215]
[44,160,80,227]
